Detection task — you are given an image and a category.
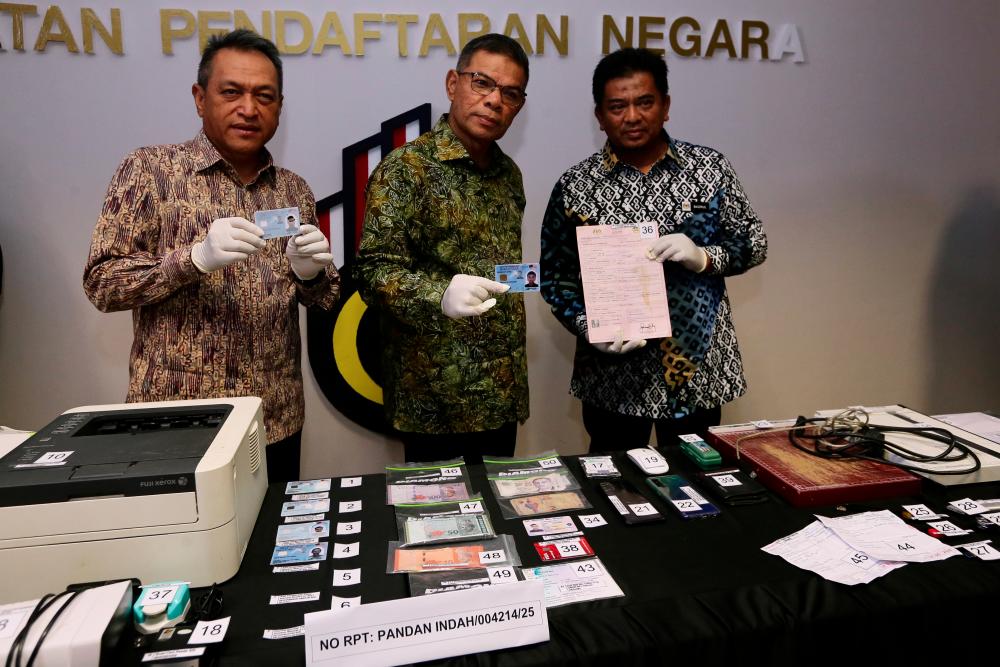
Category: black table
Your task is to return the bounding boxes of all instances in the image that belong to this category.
[121,450,1000,665]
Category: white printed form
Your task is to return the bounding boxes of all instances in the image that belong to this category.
[522,558,624,607]
[761,521,906,586]
[816,510,961,563]
[576,225,671,344]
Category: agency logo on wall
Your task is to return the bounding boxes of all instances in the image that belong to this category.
[307,104,433,433]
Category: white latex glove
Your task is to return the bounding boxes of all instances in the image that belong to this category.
[646,233,709,273]
[286,224,334,281]
[441,274,510,319]
[592,329,646,354]
[191,217,265,273]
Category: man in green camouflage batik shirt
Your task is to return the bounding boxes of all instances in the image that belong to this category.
[356,34,530,464]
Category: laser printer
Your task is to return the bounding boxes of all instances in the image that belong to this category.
[0,398,268,603]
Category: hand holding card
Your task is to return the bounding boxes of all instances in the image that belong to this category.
[286,224,334,280]
[191,217,265,273]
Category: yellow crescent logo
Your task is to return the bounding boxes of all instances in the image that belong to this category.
[332,291,383,404]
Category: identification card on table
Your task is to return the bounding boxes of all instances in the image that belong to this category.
[576,224,671,344]
[255,206,301,239]
[282,499,330,517]
[495,263,540,292]
[286,479,332,494]
[276,521,330,544]
[271,542,328,565]
[522,515,577,537]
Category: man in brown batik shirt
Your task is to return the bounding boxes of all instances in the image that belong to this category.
[84,30,339,482]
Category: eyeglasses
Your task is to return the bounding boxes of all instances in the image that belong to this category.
[457,71,527,108]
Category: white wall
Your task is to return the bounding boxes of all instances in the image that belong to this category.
[1,0,998,476]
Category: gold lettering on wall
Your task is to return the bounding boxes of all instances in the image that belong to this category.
[234,9,272,41]
[312,11,351,55]
[458,12,489,47]
[602,15,631,54]
[161,9,195,56]
[353,12,381,56]
[638,16,664,55]
[669,17,700,57]
[0,3,38,51]
[197,10,230,52]
[34,4,77,52]
[419,13,455,57]
[275,10,312,55]
[706,20,736,59]
[81,8,123,55]
[536,14,567,56]
[383,13,417,56]
[0,8,799,63]
[502,14,531,55]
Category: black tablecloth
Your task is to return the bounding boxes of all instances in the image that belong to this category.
[118,449,1000,665]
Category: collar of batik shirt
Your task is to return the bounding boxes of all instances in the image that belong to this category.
[432,114,507,175]
[189,129,275,185]
[599,130,684,174]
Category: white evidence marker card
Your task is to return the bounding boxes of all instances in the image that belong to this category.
[951,498,987,515]
[339,500,362,513]
[711,474,742,487]
[629,503,656,516]
[331,596,361,610]
[337,521,361,535]
[927,521,971,536]
[487,566,518,584]
[332,568,362,587]
[460,500,484,514]
[902,503,940,520]
[189,617,231,645]
[333,542,359,559]
[579,514,608,528]
[671,499,701,513]
[479,549,506,565]
[959,541,1000,561]
[341,477,362,488]
[142,583,181,605]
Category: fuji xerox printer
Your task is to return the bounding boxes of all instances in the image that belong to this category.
[0,398,268,603]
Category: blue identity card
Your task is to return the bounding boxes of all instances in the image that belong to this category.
[495,263,540,292]
[280,499,330,517]
[270,542,328,565]
[276,521,331,544]
[286,479,332,494]
[255,206,301,239]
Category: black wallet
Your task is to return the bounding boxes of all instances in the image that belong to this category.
[700,468,769,506]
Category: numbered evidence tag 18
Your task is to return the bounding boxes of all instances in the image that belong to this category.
[189,617,231,645]
[534,536,594,562]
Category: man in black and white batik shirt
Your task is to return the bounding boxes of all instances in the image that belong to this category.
[540,47,767,452]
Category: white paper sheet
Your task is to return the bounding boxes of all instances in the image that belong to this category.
[815,510,960,563]
[576,225,671,343]
[522,557,624,607]
[762,520,906,585]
